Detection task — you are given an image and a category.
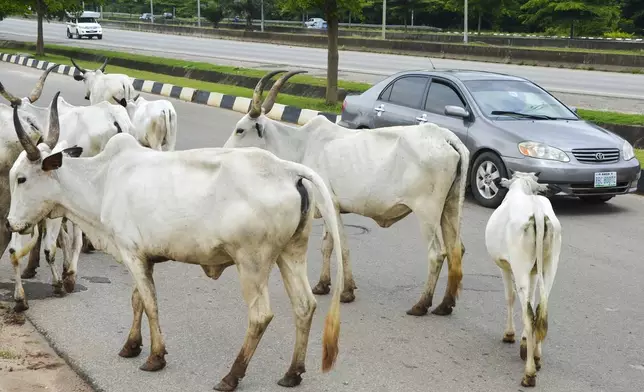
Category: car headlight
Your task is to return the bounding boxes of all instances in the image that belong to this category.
[623,140,635,161]
[518,141,570,162]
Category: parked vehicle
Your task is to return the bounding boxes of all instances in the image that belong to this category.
[140,13,153,21]
[339,69,641,208]
[163,12,173,19]
[66,11,102,40]
[305,17,326,29]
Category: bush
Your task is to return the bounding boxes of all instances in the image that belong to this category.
[203,2,223,28]
[604,30,635,39]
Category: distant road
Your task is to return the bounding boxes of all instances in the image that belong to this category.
[2,17,644,111]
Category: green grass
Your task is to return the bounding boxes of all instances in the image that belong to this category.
[577,109,644,126]
[0,350,18,360]
[3,50,342,113]
[635,149,644,167]
[37,43,372,93]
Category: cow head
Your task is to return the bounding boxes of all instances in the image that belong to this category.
[223,70,307,149]
[499,170,549,195]
[0,64,61,107]
[7,91,83,235]
[124,93,143,119]
[70,57,108,101]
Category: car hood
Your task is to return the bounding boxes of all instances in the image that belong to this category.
[78,23,101,28]
[491,119,624,151]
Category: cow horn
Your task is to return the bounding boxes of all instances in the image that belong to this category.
[12,106,41,162]
[98,57,108,73]
[0,82,22,107]
[44,91,61,149]
[27,64,61,103]
[262,70,308,114]
[249,70,287,119]
[70,58,86,74]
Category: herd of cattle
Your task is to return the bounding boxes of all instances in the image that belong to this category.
[0,60,563,390]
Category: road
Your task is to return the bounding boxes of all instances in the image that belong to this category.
[2,18,644,113]
[0,61,643,392]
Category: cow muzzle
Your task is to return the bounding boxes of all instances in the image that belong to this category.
[6,220,33,235]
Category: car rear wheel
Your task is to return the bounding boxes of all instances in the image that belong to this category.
[470,152,509,209]
[579,195,614,204]
[66,29,71,39]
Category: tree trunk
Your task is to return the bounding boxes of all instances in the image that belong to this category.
[36,11,44,56]
[569,20,574,39]
[477,11,482,34]
[325,0,339,105]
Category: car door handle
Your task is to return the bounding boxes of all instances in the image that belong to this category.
[416,114,427,122]
[374,106,385,112]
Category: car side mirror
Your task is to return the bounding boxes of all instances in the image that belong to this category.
[445,105,470,119]
[568,106,578,114]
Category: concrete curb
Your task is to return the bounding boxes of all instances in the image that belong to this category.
[0,52,341,126]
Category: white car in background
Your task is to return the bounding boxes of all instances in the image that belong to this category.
[305,17,327,29]
[66,11,103,40]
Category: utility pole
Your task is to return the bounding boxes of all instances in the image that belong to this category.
[150,0,154,23]
[463,0,468,43]
[381,0,387,39]
[197,0,201,27]
[411,9,414,27]
[261,0,264,32]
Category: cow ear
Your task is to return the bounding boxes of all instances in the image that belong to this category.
[42,152,63,171]
[63,146,83,158]
[73,74,84,81]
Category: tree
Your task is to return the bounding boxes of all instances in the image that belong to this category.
[279,0,365,105]
[0,1,27,21]
[520,0,620,38]
[203,0,224,26]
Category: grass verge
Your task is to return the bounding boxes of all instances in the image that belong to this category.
[29,43,372,93]
[635,150,644,167]
[3,50,343,113]
[3,48,644,128]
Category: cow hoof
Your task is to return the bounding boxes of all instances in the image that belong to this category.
[21,268,37,279]
[213,377,238,392]
[13,300,29,313]
[521,374,536,387]
[139,354,166,371]
[502,333,515,343]
[311,282,330,295]
[431,303,453,316]
[277,373,303,387]
[520,338,527,361]
[63,275,76,293]
[52,284,66,297]
[535,357,541,371]
[119,342,142,358]
[340,290,355,303]
[406,304,428,317]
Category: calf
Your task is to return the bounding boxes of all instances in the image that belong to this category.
[7,94,345,391]
[484,171,562,387]
[125,94,177,151]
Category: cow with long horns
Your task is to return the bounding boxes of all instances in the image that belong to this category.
[224,70,470,317]
[7,91,347,391]
[70,57,135,107]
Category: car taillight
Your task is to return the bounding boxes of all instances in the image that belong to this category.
[341,100,347,113]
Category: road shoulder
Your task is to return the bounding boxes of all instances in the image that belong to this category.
[0,302,95,392]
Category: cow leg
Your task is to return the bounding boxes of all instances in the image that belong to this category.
[432,193,465,316]
[407,233,444,316]
[520,272,538,362]
[21,224,42,279]
[214,259,274,392]
[121,256,167,372]
[513,262,538,387]
[500,267,516,343]
[119,287,144,358]
[8,236,28,312]
[275,245,317,387]
[43,218,64,296]
[312,225,332,295]
[62,223,83,293]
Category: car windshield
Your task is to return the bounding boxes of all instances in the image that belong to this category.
[78,17,96,23]
[464,80,578,120]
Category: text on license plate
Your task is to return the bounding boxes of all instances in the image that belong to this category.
[594,171,617,188]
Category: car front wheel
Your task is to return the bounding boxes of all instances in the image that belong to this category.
[470,152,509,209]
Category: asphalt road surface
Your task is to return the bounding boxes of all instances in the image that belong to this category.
[0,61,643,392]
[3,17,644,114]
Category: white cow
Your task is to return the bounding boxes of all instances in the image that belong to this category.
[484,171,562,388]
[223,70,470,316]
[70,57,135,107]
[125,94,177,151]
[6,96,345,391]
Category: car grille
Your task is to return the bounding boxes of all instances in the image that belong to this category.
[571,148,620,164]
[569,182,630,195]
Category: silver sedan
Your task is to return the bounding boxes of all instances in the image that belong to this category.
[339,69,641,208]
